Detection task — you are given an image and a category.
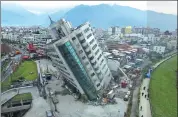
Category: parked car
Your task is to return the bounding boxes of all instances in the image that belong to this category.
[124,95,129,101]
[46,110,55,117]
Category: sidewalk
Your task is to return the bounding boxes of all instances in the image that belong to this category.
[139,78,152,117]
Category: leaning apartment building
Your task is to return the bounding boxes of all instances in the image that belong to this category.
[47,17,113,101]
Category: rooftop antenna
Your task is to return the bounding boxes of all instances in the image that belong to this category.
[48,15,55,25]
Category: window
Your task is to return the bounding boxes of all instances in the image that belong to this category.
[86,50,91,55]
[51,54,59,58]
[89,39,95,45]
[61,65,67,70]
[62,73,74,81]
[97,54,102,60]
[100,59,104,65]
[92,44,97,50]
[72,37,76,41]
[84,28,90,33]
[102,64,106,69]
[105,68,109,73]
[97,83,100,87]
[56,60,63,64]
[87,33,92,39]
[76,33,82,38]
[89,56,94,61]
[58,67,70,75]
[82,56,86,60]
[59,61,63,64]
[83,44,89,49]
[79,50,83,54]
[91,73,95,77]
[91,61,97,66]
[80,39,86,43]
[95,49,100,55]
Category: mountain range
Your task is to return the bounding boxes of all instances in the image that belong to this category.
[1,3,177,31]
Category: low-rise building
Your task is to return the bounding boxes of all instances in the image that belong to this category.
[22,36,34,44]
[125,26,132,34]
[107,26,121,35]
[167,40,177,50]
[153,46,166,54]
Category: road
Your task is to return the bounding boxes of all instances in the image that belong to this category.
[1,86,50,117]
[1,55,9,62]
[130,58,151,117]
[1,44,25,82]
[1,54,22,82]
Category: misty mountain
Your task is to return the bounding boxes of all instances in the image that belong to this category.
[61,4,176,31]
[1,4,177,31]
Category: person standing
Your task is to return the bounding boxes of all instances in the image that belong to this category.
[140,106,142,111]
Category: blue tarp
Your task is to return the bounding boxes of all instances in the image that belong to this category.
[146,73,151,78]
[145,68,152,78]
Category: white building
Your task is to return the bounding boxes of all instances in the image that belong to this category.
[22,36,34,44]
[107,27,112,35]
[47,18,113,100]
[147,34,160,44]
[124,33,143,38]
[153,46,166,54]
[167,40,177,50]
[1,32,18,41]
[107,26,121,35]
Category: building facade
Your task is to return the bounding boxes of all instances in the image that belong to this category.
[132,27,160,36]
[153,46,166,54]
[47,18,113,100]
[125,26,132,34]
[107,26,121,35]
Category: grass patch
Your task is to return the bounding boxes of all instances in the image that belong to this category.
[1,61,38,91]
[11,93,32,102]
[150,56,177,117]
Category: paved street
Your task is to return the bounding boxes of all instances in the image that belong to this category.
[1,54,22,82]
[130,58,151,117]
[1,89,18,105]
[1,86,50,117]
[23,87,51,117]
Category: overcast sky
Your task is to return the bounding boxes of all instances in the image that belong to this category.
[2,1,177,15]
